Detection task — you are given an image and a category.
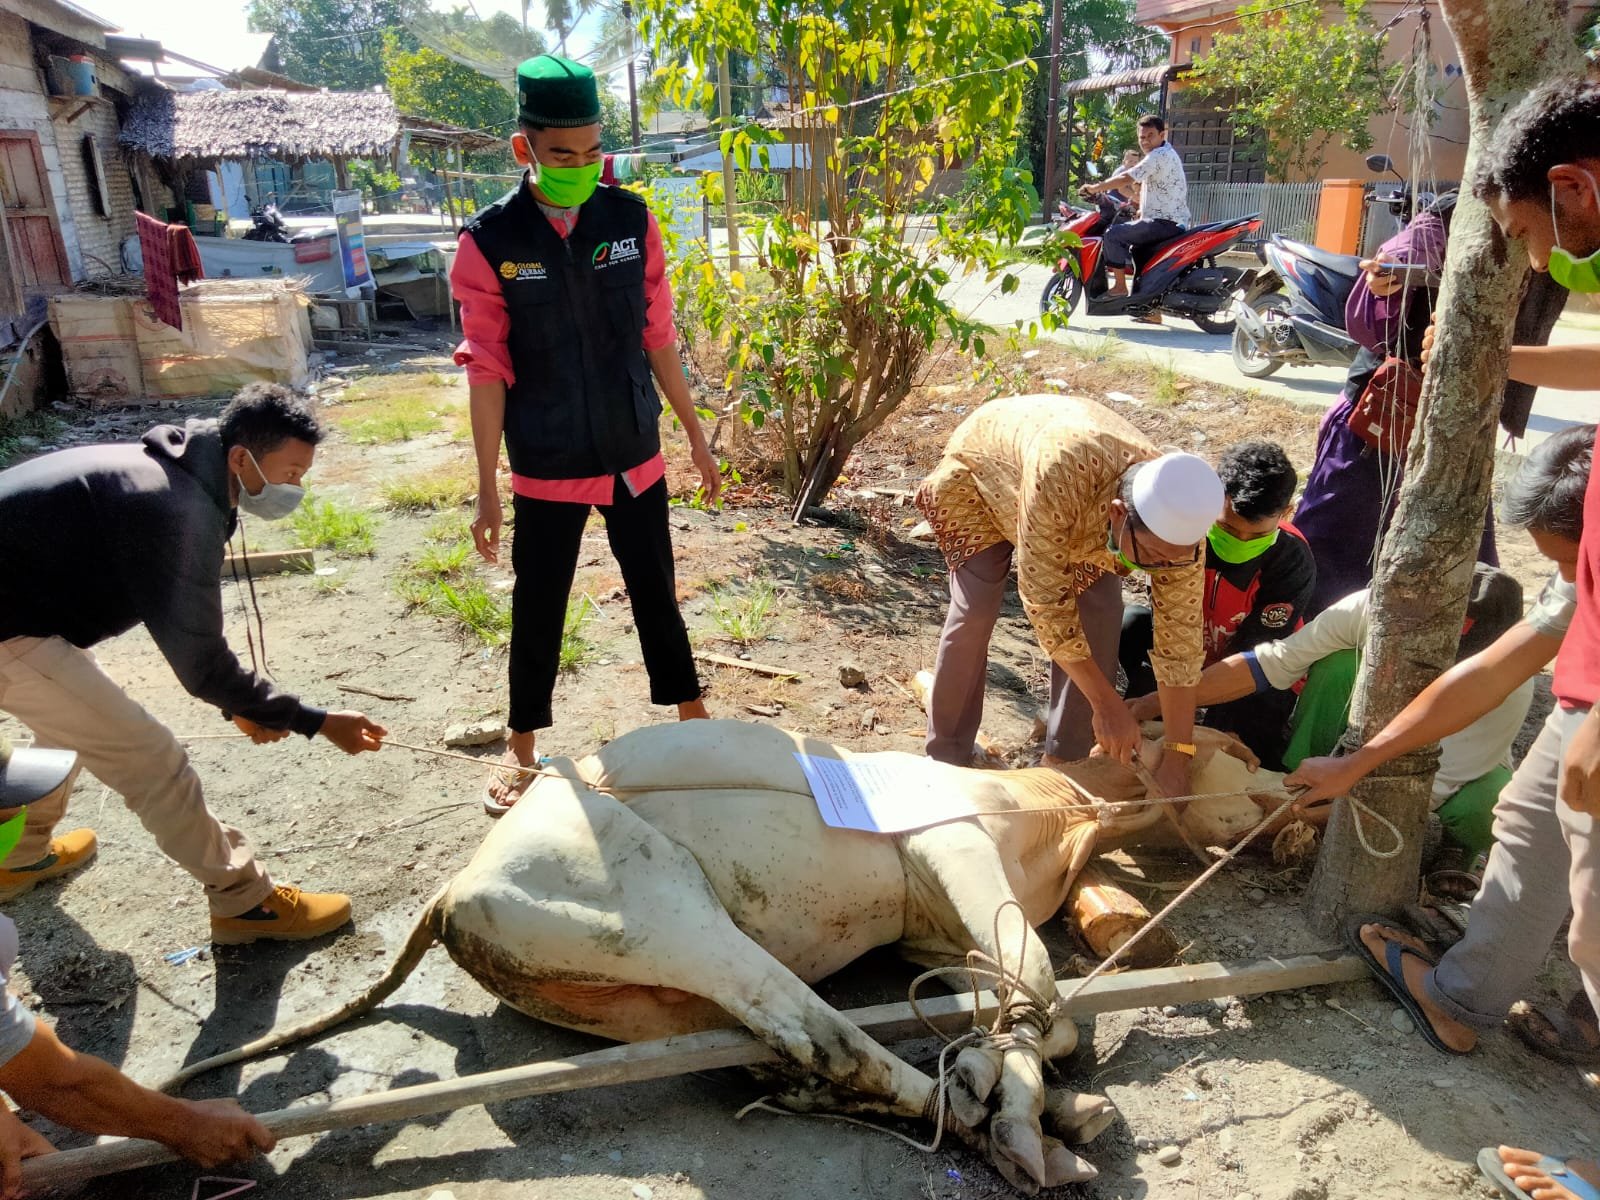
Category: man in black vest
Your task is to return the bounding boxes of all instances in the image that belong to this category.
[450,55,718,813]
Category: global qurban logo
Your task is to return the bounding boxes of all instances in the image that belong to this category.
[591,237,642,269]
[500,260,547,281]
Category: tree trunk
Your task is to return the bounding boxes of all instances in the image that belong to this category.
[1303,0,1585,934]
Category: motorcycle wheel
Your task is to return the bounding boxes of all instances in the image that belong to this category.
[1192,310,1236,336]
[1231,291,1289,379]
[1039,269,1082,319]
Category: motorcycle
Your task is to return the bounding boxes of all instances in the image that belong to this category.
[1229,155,1450,379]
[1038,192,1263,335]
[243,203,291,243]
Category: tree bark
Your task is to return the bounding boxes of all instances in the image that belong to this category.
[1303,0,1585,934]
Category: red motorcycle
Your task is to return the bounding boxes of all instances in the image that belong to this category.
[1040,195,1263,335]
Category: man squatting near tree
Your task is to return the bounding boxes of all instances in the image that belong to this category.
[1121,440,1316,771]
[449,55,720,814]
[1327,78,1600,1200]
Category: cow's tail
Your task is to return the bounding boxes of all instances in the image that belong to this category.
[158,886,446,1093]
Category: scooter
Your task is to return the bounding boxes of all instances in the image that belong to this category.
[243,203,291,243]
[1039,194,1263,334]
[1229,155,1447,379]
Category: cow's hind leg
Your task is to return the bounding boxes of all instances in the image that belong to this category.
[440,775,937,1122]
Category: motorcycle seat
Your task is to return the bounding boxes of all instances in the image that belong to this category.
[1275,237,1363,278]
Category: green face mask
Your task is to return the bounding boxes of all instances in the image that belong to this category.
[1106,523,1142,574]
[535,160,602,208]
[1207,523,1278,564]
[1548,170,1600,293]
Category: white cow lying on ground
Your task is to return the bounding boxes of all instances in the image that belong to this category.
[169,720,1289,1192]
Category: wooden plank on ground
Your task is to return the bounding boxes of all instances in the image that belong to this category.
[220,548,314,577]
[694,651,801,680]
[21,951,1362,1191]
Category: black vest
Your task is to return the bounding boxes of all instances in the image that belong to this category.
[463,181,661,479]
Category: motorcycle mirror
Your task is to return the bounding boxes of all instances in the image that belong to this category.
[1365,153,1395,175]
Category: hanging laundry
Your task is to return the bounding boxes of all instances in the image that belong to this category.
[135,211,204,331]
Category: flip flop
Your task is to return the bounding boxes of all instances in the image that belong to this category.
[482,755,549,817]
[1342,912,1467,1056]
[1478,1147,1600,1200]
[1507,992,1600,1066]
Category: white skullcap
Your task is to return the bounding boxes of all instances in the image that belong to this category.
[1130,452,1223,546]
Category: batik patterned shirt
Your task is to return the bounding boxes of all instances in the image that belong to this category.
[916,395,1204,687]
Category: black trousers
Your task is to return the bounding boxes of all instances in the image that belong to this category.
[509,478,700,731]
[1118,604,1295,772]
[1103,217,1182,270]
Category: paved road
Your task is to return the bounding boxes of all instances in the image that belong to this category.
[943,260,1600,448]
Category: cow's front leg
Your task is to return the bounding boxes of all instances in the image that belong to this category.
[898,820,1105,1191]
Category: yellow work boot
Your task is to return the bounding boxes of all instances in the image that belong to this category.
[210,885,352,945]
[0,829,97,902]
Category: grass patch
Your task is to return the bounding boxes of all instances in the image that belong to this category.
[1064,332,1126,364]
[560,594,599,672]
[338,395,447,445]
[380,468,476,512]
[414,540,473,580]
[310,573,348,595]
[292,494,377,557]
[424,512,473,544]
[1151,356,1182,407]
[709,578,779,644]
[0,411,65,469]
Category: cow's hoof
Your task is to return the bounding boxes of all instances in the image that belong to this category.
[1041,1134,1099,1185]
[991,1114,1048,1192]
[948,1045,1002,1129]
[1043,1088,1118,1145]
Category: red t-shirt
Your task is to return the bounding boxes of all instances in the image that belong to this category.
[1552,426,1600,708]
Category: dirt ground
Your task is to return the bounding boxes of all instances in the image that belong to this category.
[1,330,1594,1200]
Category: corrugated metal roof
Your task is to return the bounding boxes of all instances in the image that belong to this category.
[1064,63,1189,95]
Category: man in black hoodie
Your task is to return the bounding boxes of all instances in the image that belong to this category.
[0,383,385,944]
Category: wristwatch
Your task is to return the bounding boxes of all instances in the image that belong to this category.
[1163,740,1197,757]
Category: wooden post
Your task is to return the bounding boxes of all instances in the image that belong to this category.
[1303,0,1586,932]
[719,52,740,272]
[1040,0,1065,222]
[20,952,1363,1192]
[333,156,350,192]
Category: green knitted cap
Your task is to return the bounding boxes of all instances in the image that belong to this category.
[517,55,601,128]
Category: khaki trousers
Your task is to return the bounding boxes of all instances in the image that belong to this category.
[0,636,273,917]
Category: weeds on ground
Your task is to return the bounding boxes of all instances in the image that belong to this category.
[709,578,779,644]
[560,594,599,671]
[1065,333,1126,364]
[292,495,377,556]
[424,512,473,544]
[0,411,65,469]
[1151,357,1182,406]
[380,468,475,512]
[310,573,348,595]
[338,395,447,445]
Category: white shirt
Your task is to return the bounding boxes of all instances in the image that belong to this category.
[1127,142,1190,226]
[1249,587,1535,805]
[0,916,35,1068]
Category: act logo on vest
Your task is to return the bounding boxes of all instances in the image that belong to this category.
[591,237,642,269]
[499,260,547,282]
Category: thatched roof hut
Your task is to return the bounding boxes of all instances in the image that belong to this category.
[120,88,400,162]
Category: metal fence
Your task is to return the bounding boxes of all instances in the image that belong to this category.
[1186,181,1324,247]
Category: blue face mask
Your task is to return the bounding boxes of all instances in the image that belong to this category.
[1548,168,1600,293]
[236,449,305,521]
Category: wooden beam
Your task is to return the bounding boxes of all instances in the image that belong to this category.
[693,651,801,680]
[19,951,1363,1191]
[220,548,314,577]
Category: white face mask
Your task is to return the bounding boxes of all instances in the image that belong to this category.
[236,448,305,520]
